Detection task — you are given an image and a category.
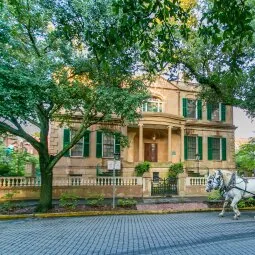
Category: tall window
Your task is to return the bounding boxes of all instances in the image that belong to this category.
[102,134,114,158]
[70,130,83,157]
[187,136,197,159]
[185,136,203,160]
[207,103,226,121]
[142,97,162,112]
[212,138,221,160]
[187,99,197,118]
[183,98,202,119]
[208,137,227,160]
[211,104,220,121]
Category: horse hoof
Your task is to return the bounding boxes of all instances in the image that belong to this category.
[218,214,224,217]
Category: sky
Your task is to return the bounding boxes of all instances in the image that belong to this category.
[234,107,254,138]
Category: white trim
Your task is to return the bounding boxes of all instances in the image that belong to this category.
[102,133,115,158]
[70,130,84,157]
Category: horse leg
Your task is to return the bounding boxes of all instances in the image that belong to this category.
[230,196,242,220]
[219,199,229,217]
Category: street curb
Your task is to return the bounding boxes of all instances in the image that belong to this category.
[1,207,255,221]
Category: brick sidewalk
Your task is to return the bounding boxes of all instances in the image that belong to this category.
[137,202,208,211]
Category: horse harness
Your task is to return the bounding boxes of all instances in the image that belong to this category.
[219,172,255,198]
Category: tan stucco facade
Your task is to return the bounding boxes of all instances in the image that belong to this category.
[50,77,236,184]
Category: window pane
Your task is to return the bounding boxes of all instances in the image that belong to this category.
[142,98,162,112]
[103,134,114,158]
[70,130,83,157]
[187,136,196,159]
[212,138,220,160]
[187,99,196,118]
[211,104,219,121]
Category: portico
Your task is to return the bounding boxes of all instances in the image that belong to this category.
[125,122,185,164]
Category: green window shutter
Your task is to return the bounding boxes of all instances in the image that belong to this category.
[208,137,213,160]
[184,135,188,160]
[96,131,103,158]
[207,103,212,120]
[83,130,90,157]
[197,100,202,120]
[182,98,187,117]
[115,134,121,154]
[221,103,226,122]
[198,136,203,160]
[63,129,70,157]
[221,138,227,161]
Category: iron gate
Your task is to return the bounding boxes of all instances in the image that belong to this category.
[151,178,178,196]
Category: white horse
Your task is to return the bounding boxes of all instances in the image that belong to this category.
[206,169,255,220]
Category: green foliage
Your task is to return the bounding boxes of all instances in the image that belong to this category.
[168,163,184,178]
[87,194,104,207]
[59,192,79,209]
[0,0,151,211]
[207,190,222,201]
[238,198,255,208]
[0,191,18,214]
[236,141,255,173]
[0,140,38,177]
[117,198,137,208]
[135,161,150,177]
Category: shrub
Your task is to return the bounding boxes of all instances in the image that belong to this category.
[0,191,18,214]
[59,192,79,209]
[135,161,150,177]
[117,198,137,208]
[237,200,246,208]
[168,163,183,178]
[238,197,255,208]
[87,194,104,207]
[207,190,222,201]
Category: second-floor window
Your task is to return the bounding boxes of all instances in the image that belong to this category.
[207,103,226,121]
[142,97,162,113]
[183,98,202,119]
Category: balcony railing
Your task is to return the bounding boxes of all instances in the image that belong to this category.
[186,177,207,186]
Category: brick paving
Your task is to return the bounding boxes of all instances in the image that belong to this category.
[1,212,255,255]
[137,202,208,211]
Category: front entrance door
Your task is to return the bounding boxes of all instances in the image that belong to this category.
[144,143,158,162]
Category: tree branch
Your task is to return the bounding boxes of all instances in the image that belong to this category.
[0,121,41,151]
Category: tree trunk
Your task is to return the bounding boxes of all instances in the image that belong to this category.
[37,158,53,212]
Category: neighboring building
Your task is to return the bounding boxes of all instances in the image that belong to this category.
[235,137,254,151]
[2,134,37,155]
[50,77,236,179]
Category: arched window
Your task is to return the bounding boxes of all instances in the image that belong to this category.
[142,97,163,113]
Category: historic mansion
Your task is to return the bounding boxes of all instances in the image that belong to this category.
[49,77,236,180]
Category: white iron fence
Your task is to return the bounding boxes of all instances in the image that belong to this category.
[0,176,142,187]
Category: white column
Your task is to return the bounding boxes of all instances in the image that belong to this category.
[168,126,172,162]
[139,124,144,162]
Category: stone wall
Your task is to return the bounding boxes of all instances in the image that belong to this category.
[0,185,143,201]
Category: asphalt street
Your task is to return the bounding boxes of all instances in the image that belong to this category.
[1,211,255,255]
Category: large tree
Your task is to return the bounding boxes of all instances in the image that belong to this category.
[1,0,253,212]
[0,0,191,211]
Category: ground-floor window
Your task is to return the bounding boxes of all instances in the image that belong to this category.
[102,134,115,158]
[70,130,84,157]
[208,137,227,160]
[153,172,160,182]
[184,136,203,160]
